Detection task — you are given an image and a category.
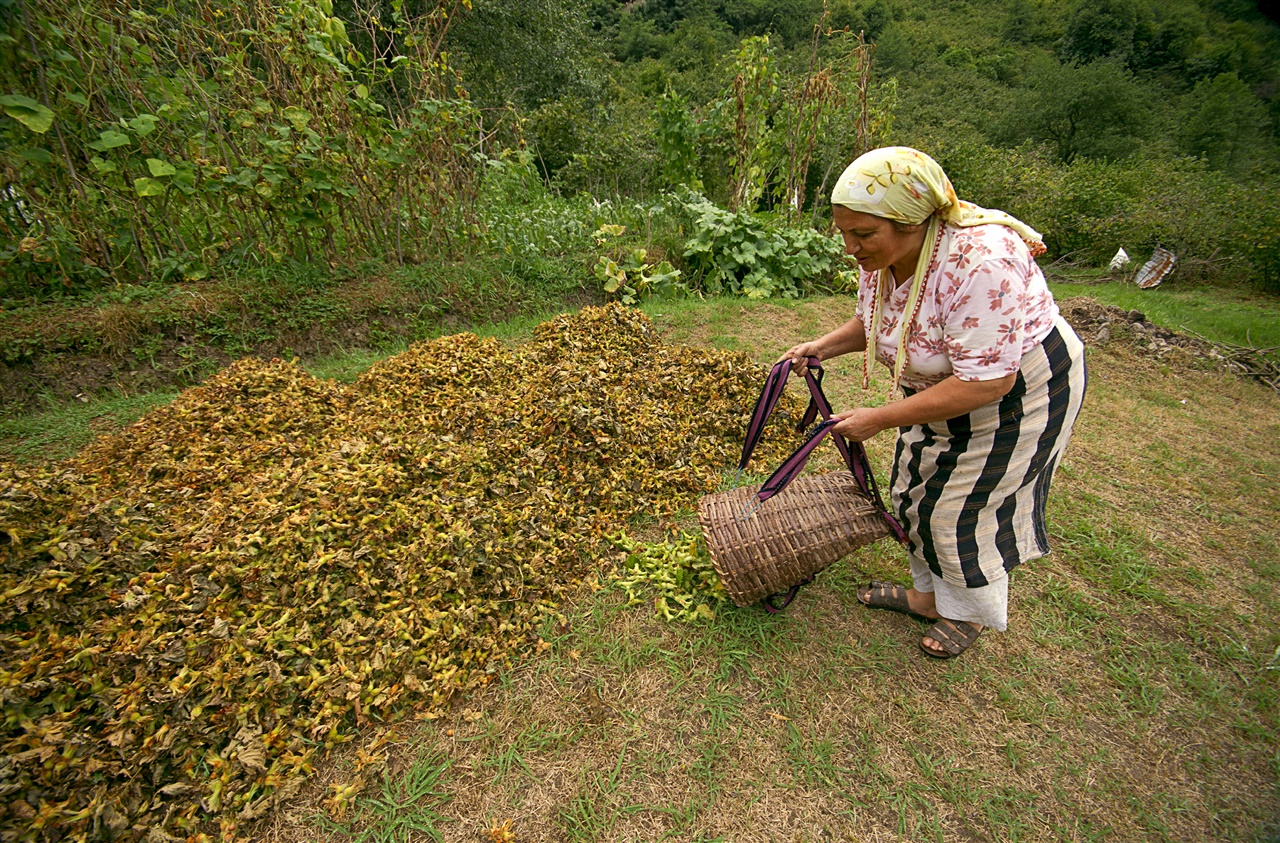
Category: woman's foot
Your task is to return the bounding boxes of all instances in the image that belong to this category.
[856,582,941,621]
[856,584,983,657]
[920,618,983,658]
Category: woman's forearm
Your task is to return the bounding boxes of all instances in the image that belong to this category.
[832,373,1017,442]
[876,374,1016,428]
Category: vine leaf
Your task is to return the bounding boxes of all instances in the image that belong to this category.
[147,158,177,177]
[89,129,130,151]
[134,177,166,197]
[2,94,54,133]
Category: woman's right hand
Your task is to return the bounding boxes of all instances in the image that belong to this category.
[778,341,823,373]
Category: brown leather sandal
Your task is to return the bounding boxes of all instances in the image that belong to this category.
[856,582,930,621]
[920,618,982,658]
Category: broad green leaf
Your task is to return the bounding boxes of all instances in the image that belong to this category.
[282,106,312,129]
[146,158,177,177]
[64,92,89,107]
[134,177,165,197]
[89,130,131,151]
[89,156,118,173]
[128,114,158,136]
[2,94,41,110]
[18,148,55,164]
[2,95,54,134]
[355,84,369,100]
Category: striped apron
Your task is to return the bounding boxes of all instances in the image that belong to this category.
[890,316,1087,588]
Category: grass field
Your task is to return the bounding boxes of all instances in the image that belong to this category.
[1047,279,1280,352]
[2,294,1277,841]
[227,297,1278,843]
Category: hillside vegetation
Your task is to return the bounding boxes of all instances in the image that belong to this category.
[3,0,1280,301]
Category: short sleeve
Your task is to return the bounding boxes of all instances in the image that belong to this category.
[940,231,1031,382]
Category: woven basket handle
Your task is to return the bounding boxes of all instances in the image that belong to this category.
[741,359,908,544]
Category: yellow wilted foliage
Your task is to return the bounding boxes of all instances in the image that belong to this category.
[0,304,801,841]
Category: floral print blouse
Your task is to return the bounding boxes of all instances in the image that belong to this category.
[856,223,1059,391]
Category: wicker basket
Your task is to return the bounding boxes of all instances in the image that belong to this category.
[697,472,893,607]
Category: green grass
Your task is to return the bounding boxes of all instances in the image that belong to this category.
[0,390,179,463]
[3,291,1279,840]
[1049,280,1280,350]
[261,295,1277,843]
[319,751,452,843]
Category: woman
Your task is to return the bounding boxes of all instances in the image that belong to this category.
[781,146,1086,658]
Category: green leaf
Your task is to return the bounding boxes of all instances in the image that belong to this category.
[89,156,118,173]
[134,177,166,197]
[128,114,158,136]
[64,92,89,107]
[17,148,55,164]
[355,84,369,100]
[2,95,54,134]
[146,158,177,177]
[89,130,131,151]
[282,106,312,129]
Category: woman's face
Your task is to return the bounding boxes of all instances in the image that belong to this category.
[831,205,925,276]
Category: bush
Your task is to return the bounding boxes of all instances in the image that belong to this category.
[933,140,1280,291]
[677,191,850,298]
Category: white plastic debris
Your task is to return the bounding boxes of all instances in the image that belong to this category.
[1135,247,1177,289]
[1109,247,1130,271]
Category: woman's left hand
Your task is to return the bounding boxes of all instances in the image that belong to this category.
[831,408,888,442]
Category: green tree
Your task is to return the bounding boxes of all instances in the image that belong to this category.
[999,57,1151,163]
[1177,72,1273,171]
[1002,0,1047,45]
[1059,0,1153,65]
[449,0,605,111]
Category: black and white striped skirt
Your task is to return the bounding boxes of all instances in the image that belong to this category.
[890,316,1087,591]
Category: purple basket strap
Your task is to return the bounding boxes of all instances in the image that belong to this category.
[738,360,791,471]
[756,420,837,502]
[762,576,814,613]
[799,364,825,429]
[741,357,909,545]
[800,365,908,545]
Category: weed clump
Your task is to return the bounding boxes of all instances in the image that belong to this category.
[0,304,799,840]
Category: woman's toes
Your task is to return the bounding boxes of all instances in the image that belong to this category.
[921,636,948,656]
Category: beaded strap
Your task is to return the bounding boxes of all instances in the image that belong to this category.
[862,217,945,399]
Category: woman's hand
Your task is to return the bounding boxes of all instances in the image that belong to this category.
[778,341,823,373]
[832,407,888,442]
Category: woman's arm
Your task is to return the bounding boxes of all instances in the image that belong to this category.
[779,316,867,372]
[831,373,1017,442]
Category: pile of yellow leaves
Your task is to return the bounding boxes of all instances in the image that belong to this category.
[0,305,799,841]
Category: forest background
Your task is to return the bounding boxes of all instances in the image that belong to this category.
[2,0,1280,420]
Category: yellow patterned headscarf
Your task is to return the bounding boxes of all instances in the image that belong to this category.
[830,146,1047,395]
[830,146,1046,253]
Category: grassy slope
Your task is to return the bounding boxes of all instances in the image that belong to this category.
[1048,280,1280,350]
[256,297,1279,843]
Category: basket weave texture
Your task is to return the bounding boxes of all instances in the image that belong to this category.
[697,472,893,607]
